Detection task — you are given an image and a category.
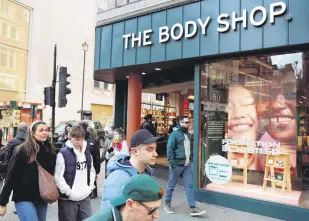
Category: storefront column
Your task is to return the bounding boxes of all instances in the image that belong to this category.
[179,95,184,116]
[126,72,142,147]
[113,80,128,130]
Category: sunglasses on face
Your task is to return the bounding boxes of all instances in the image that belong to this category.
[139,202,159,215]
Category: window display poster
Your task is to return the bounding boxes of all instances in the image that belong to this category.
[207,120,225,156]
[205,155,232,185]
[224,75,296,172]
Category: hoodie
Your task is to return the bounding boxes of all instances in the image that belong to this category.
[54,140,96,202]
[101,153,153,211]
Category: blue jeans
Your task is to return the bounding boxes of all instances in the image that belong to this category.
[165,163,196,207]
[15,201,48,221]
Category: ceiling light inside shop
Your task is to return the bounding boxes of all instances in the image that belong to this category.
[142,72,146,75]
[302,96,306,99]
[126,76,129,78]
[155,68,161,71]
[188,95,194,100]
[299,101,303,104]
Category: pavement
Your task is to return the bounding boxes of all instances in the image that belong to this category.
[1,162,285,221]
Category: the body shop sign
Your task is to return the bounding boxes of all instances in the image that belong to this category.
[123,1,289,49]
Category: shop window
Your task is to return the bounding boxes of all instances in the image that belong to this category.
[199,52,309,209]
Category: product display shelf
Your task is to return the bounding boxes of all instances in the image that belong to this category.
[227,145,248,186]
[141,103,177,133]
[263,153,291,192]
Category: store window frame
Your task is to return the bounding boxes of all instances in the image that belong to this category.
[191,50,309,221]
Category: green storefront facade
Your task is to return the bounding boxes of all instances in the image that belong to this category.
[95,0,309,220]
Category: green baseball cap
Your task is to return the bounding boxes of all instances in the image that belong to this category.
[111,174,164,207]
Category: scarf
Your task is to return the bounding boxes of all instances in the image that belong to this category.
[112,139,123,151]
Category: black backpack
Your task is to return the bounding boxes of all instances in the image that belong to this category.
[0,146,13,175]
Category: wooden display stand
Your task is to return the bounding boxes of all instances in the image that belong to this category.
[228,145,248,185]
[263,153,292,192]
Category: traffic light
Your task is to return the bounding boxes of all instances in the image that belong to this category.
[58,66,71,108]
[44,86,55,106]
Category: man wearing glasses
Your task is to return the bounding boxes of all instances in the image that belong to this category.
[86,174,163,221]
[164,116,206,217]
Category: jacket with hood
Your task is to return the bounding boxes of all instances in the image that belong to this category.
[7,131,26,151]
[54,140,96,202]
[101,153,153,210]
[0,131,26,177]
[86,206,122,221]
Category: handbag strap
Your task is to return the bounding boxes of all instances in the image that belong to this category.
[35,160,41,167]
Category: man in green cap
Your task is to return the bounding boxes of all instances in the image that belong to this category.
[86,174,163,221]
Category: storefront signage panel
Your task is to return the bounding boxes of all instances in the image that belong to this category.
[95,0,309,71]
[123,1,287,49]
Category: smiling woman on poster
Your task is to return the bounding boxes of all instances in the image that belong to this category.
[257,73,297,172]
[227,84,260,170]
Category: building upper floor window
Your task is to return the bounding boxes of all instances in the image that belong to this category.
[0,47,16,70]
[1,22,8,36]
[94,80,100,88]
[0,0,9,15]
[94,80,114,91]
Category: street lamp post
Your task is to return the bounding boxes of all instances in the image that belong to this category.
[81,40,89,120]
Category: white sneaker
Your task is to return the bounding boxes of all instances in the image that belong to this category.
[189,207,206,216]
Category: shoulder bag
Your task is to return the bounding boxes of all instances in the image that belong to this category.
[36,160,59,203]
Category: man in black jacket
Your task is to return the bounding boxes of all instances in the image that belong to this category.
[79,122,101,199]
[0,122,28,178]
[0,122,27,214]
[141,114,156,136]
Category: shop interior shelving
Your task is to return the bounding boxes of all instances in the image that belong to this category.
[263,153,291,192]
[298,111,309,189]
[227,145,248,186]
[141,103,177,133]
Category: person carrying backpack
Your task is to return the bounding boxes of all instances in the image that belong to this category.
[0,122,28,179]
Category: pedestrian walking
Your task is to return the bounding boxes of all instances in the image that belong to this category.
[0,122,28,178]
[0,128,3,147]
[0,122,28,214]
[0,121,56,221]
[86,126,101,199]
[59,123,72,144]
[100,126,114,178]
[86,174,163,221]
[101,129,162,209]
[54,125,96,221]
[164,116,206,217]
[141,114,157,136]
[105,128,128,162]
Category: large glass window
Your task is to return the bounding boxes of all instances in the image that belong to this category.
[199,52,309,209]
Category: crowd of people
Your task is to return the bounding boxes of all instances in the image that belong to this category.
[0,115,205,221]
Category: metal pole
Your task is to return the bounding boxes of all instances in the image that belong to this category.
[81,49,86,120]
[52,45,57,139]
